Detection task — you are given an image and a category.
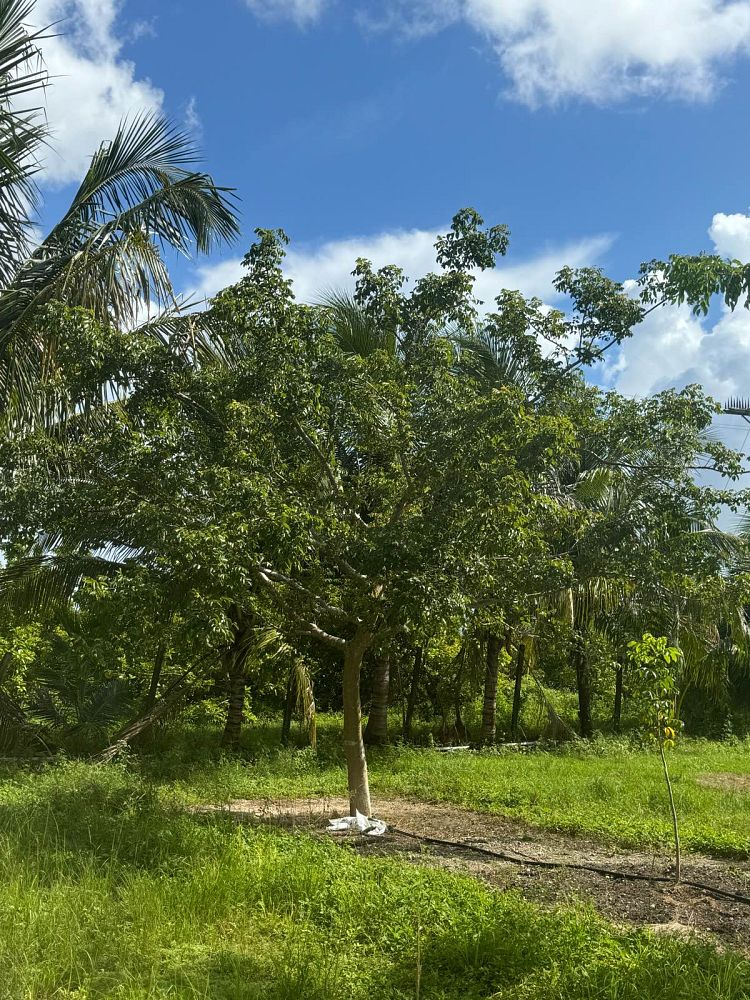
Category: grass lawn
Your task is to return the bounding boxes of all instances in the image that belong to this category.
[0,758,748,999]
[146,717,750,858]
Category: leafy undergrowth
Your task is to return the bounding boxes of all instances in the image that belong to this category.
[0,760,748,999]
[137,717,750,858]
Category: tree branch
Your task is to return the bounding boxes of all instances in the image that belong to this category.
[290,415,370,529]
[336,554,370,585]
[252,566,349,651]
[295,621,346,650]
[257,564,349,622]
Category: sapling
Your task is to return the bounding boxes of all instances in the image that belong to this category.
[627,633,683,882]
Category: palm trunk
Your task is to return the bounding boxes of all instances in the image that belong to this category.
[221,652,247,748]
[453,646,467,743]
[220,609,252,749]
[364,651,390,746]
[144,644,166,711]
[613,661,624,732]
[343,627,374,816]
[403,646,423,741]
[510,642,526,739]
[480,633,502,744]
[281,667,296,746]
[570,596,593,739]
[573,634,594,738]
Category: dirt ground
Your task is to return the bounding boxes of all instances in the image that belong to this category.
[696,772,750,793]
[192,795,750,952]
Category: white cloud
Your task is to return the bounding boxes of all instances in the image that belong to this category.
[607,295,750,524]
[709,211,750,260]
[241,0,750,106]
[186,225,613,307]
[31,0,163,185]
[607,295,750,402]
[370,0,750,106]
[605,210,750,403]
[127,17,157,42]
[358,0,461,37]
[184,96,202,137]
[244,0,328,27]
[188,258,245,304]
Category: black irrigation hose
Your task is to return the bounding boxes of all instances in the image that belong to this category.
[385,826,750,907]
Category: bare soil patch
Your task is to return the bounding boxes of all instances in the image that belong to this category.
[192,796,750,952]
[696,772,750,793]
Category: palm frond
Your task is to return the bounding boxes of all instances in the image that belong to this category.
[573,465,617,506]
[0,110,239,425]
[0,0,50,285]
[688,521,745,563]
[0,550,127,616]
[0,683,47,751]
[453,330,536,393]
[134,304,252,369]
[46,112,238,255]
[321,291,396,357]
[291,657,316,749]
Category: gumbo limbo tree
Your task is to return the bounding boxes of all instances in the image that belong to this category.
[201,215,685,812]
[149,222,577,815]
[0,215,573,811]
[24,215,630,808]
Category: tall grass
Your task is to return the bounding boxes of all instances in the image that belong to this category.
[0,759,748,998]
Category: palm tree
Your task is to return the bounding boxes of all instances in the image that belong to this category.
[0,0,239,427]
[551,454,747,736]
[0,0,48,285]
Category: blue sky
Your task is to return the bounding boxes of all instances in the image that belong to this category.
[28,0,750,458]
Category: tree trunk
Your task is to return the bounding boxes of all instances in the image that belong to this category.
[221,651,247,749]
[403,646,423,741]
[573,634,594,738]
[97,663,198,763]
[343,628,373,816]
[281,668,296,746]
[613,661,624,732]
[480,633,502,745]
[453,646,467,743]
[364,651,390,746]
[659,741,682,882]
[511,642,526,739]
[0,651,13,685]
[144,644,166,711]
[220,609,253,749]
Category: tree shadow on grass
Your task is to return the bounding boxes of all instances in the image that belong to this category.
[163,945,362,1000]
[0,767,236,878]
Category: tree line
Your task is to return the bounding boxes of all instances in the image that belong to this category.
[1,0,750,814]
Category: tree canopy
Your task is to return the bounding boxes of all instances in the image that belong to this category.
[2,199,750,811]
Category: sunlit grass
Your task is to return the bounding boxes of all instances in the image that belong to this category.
[0,759,748,998]
[136,716,750,858]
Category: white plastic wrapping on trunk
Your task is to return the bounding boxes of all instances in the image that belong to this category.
[327,810,387,837]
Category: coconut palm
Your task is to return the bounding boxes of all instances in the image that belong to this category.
[551,451,748,735]
[0,0,48,285]
[0,0,238,427]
